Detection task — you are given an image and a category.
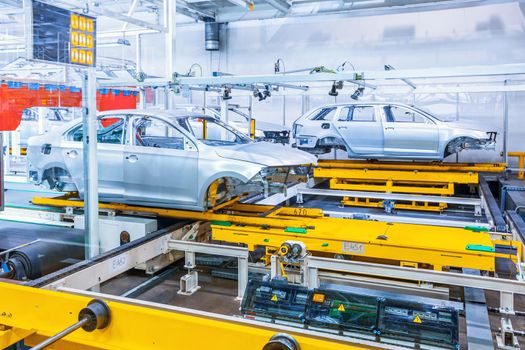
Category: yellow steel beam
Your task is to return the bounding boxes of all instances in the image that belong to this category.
[31,196,313,229]
[0,282,381,350]
[31,196,520,272]
[318,160,506,172]
[211,219,518,272]
[340,197,448,212]
[315,160,506,196]
[330,179,455,195]
[508,152,525,180]
[317,168,479,185]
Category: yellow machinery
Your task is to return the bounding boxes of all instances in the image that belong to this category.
[31,195,521,272]
[0,282,379,350]
[10,159,525,350]
[508,152,525,180]
[314,160,506,212]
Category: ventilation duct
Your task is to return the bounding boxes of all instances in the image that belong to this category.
[205,20,220,51]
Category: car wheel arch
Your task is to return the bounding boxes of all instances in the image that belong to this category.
[443,136,477,158]
[198,172,251,209]
[41,165,76,191]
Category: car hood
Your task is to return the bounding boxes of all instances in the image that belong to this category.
[215,142,317,167]
[230,120,290,132]
[440,121,492,136]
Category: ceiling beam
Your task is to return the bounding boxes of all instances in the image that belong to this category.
[0,0,22,7]
[178,0,215,20]
[177,6,204,21]
[265,0,290,14]
[225,0,255,10]
[121,0,141,31]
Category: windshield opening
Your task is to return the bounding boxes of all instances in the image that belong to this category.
[412,106,444,122]
[181,116,251,146]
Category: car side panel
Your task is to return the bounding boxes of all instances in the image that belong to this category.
[334,105,384,155]
[382,107,440,156]
[61,140,125,199]
[123,144,199,206]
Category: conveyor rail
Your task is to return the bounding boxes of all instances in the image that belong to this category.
[30,195,522,272]
[315,160,506,196]
[296,187,483,214]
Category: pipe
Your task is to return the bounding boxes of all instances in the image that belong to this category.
[30,318,89,350]
[204,20,220,51]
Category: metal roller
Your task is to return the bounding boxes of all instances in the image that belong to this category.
[2,238,84,280]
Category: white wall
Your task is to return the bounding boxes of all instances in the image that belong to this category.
[2,1,524,163]
[158,2,525,164]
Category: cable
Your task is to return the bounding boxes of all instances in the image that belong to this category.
[275,58,286,73]
[188,63,203,77]
[337,60,356,72]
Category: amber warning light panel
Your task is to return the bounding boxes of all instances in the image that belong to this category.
[31,1,96,67]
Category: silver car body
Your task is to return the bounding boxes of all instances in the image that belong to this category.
[27,109,316,211]
[292,102,496,160]
[176,104,290,143]
[18,107,82,148]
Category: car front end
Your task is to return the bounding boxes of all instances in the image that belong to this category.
[292,122,315,148]
[259,130,290,144]
[213,141,317,200]
[441,122,498,157]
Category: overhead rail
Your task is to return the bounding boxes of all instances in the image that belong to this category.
[99,63,525,88]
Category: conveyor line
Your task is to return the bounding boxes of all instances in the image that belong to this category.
[30,194,521,272]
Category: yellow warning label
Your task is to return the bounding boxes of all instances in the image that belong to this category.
[271,294,278,302]
[338,304,346,312]
[413,315,422,324]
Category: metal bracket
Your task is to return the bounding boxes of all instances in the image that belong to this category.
[496,317,520,349]
[499,291,515,315]
[178,270,201,296]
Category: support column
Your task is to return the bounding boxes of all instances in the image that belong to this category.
[82,68,99,258]
[164,0,176,109]
[220,97,229,123]
[136,34,146,110]
[237,257,248,300]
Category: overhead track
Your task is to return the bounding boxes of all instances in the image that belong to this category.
[100,63,525,88]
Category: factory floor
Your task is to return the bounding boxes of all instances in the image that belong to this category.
[2,174,525,348]
[101,263,241,315]
[98,261,525,350]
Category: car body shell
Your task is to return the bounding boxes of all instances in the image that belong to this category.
[18,107,82,148]
[176,104,290,143]
[27,109,316,211]
[292,102,496,160]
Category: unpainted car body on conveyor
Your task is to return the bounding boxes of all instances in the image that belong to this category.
[27,109,316,211]
[292,102,496,160]
[176,104,290,144]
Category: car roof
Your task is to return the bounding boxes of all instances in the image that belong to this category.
[312,102,416,108]
[99,108,212,120]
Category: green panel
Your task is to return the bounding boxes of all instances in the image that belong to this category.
[284,227,307,234]
[211,221,232,227]
[465,244,495,252]
[463,226,489,232]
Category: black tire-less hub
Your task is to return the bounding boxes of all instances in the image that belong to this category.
[263,333,300,350]
[78,299,111,332]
